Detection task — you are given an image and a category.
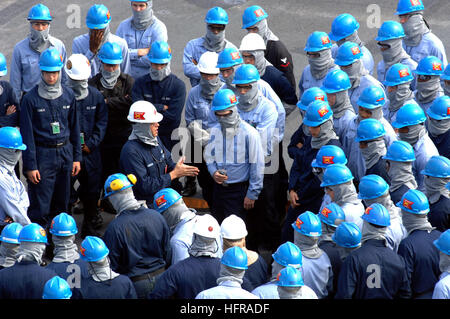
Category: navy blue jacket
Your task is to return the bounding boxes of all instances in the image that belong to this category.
[19,85,81,171]
[46,259,90,282]
[119,138,176,204]
[261,66,298,106]
[287,124,307,160]
[242,255,269,292]
[366,158,390,185]
[103,206,171,278]
[148,256,221,299]
[335,239,411,299]
[0,261,57,299]
[319,240,342,298]
[429,129,449,159]
[73,274,137,299]
[428,196,450,232]
[390,184,412,205]
[398,229,442,298]
[0,81,19,127]
[132,73,186,137]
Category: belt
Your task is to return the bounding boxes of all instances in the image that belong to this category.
[130,267,165,283]
[35,140,68,148]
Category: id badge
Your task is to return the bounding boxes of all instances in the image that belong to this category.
[80,132,85,145]
[51,122,60,135]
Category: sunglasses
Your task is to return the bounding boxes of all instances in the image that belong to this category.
[417,74,432,81]
[236,84,253,90]
[215,111,233,118]
[306,52,321,58]
[377,42,391,49]
[208,24,226,32]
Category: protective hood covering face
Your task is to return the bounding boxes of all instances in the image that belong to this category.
[388,160,417,192]
[188,233,219,258]
[330,181,360,206]
[360,137,386,169]
[331,90,354,119]
[439,251,450,273]
[131,0,155,31]
[204,27,226,53]
[253,19,279,44]
[0,148,21,174]
[337,245,359,260]
[0,242,19,268]
[17,242,46,264]
[357,107,383,123]
[427,117,450,137]
[294,231,323,259]
[380,38,410,69]
[129,122,158,146]
[363,192,401,220]
[52,235,79,263]
[29,24,51,53]
[361,221,387,246]
[271,260,284,280]
[321,223,337,242]
[100,64,121,90]
[424,175,450,204]
[108,187,142,214]
[277,286,303,299]
[88,257,120,282]
[387,83,414,113]
[444,82,450,97]
[248,50,272,77]
[38,72,62,100]
[337,30,364,48]
[221,65,240,90]
[67,78,89,101]
[162,201,196,232]
[237,83,260,112]
[403,13,428,47]
[312,167,324,182]
[216,264,245,286]
[415,76,443,104]
[200,76,222,101]
[309,48,334,80]
[398,123,426,147]
[310,119,338,149]
[344,60,368,89]
[149,62,171,82]
[217,106,241,137]
[401,210,434,236]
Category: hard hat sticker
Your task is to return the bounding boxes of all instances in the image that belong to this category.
[315,95,325,101]
[321,207,331,218]
[134,112,146,120]
[432,62,442,71]
[322,156,335,164]
[318,107,329,117]
[156,195,167,207]
[351,46,361,55]
[402,199,414,210]
[295,218,303,228]
[321,36,330,45]
[399,69,410,78]
[254,9,265,17]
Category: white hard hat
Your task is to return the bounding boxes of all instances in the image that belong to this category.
[64,54,91,80]
[221,214,248,240]
[197,51,220,74]
[193,214,220,238]
[239,33,266,52]
[127,100,163,123]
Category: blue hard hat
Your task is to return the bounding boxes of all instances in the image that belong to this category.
[334,42,363,66]
[148,41,172,64]
[217,47,243,69]
[0,223,23,244]
[221,246,248,270]
[383,63,414,87]
[413,56,444,76]
[232,64,260,85]
[42,276,72,299]
[396,189,430,214]
[382,140,416,162]
[39,47,64,72]
[103,173,136,198]
[318,203,345,227]
[28,4,52,21]
[0,127,27,150]
[329,13,360,42]
[358,86,386,109]
[358,174,389,200]
[302,100,333,127]
[355,118,386,142]
[0,53,7,76]
[272,241,302,268]
[321,69,351,93]
[211,89,238,112]
[86,4,111,29]
[276,266,304,287]
[311,145,348,168]
[441,65,450,81]
[242,5,268,29]
[80,236,109,262]
[320,163,354,187]
[18,223,48,244]
[205,7,229,25]
[421,156,450,178]
[332,222,362,248]
[375,21,405,41]
[291,211,322,237]
[426,95,450,120]
[297,87,328,111]
[50,213,77,236]
[362,203,391,227]
[304,31,332,53]
[98,42,123,65]
[434,230,450,256]
[153,188,182,214]
[392,103,426,128]
[395,0,425,15]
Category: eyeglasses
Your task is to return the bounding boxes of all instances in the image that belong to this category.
[417,74,432,81]
[208,24,226,32]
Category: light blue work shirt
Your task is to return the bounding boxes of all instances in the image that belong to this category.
[411,133,439,192]
[377,57,418,91]
[251,278,318,299]
[195,280,259,299]
[382,97,417,124]
[403,32,448,67]
[298,64,340,98]
[333,109,357,142]
[184,85,213,129]
[414,90,444,113]
[0,166,31,226]
[332,44,375,75]
[341,202,365,231]
[348,75,385,113]
[432,272,450,299]
[301,253,333,299]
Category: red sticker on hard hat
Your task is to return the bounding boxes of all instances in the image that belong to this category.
[321,36,330,45]
[155,195,167,207]
[229,95,237,104]
[402,198,414,210]
[447,107,450,115]
[254,9,264,17]
[376,97,385,102]
[318,107,329,117]
[399,69,410,78]
[432,62,442,71]
[231,52,240,60]
[365,207,373,215]
[322,156,335,164]
[106,11,111,20]
[86,60,90,67]
[410,0,421,6]
[40,228,46,237]
[134,111,146,120]
[208,226,213,232]
[295,218,303,229]
[80,246,86,256]
[60,55,63,62]
[276,272,281,281]
[321,207,332,218]
[315,95,325,101]
[351,46,361,55]
[168,46,172,55]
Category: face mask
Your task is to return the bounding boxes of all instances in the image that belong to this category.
[188,233,219,258]
[200,75,222,101]
[16,242,46,264]
[129,122,158,146]
[88,257,120,282]
[360,138,386,169]
[309,49,333,80]
[380,38,409,68]
[388,160,417,192]
[149,63,171,81]
[387,82,414,112]
[162,201,195,232]
[401,210,434,235]
[310,119,338,149]
[337,31,363,47]
[415,76,442,104]
[444,82,450,97]
[52,235,79,263]
[361,221,387,245]
[67,78,89,100]
[270,260,284,280]
[427,117,450,137]
[398,123,426,147]
[424,175,450,204]
[237,83,259,112]
[38,72,62,100]
[217,106,241,137]
[204,26,226,52]
[358,107,383,123]
[0,242,19,268]
[107,187,142,214]
[330,181,360,206]
[29,24,50,53]
[363,192,400,220]
[277,286,303,299]
[249,50,271,77]
[0,148,21,173]
[331,90,353,119]
[217,264,245,286]
[100,64,120,89]
[293,231,323,259]
[439,251,450,273]
[403,14,427,47]
[131,0,154,31]
[253,19,278,43]
[343,60,365,89]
